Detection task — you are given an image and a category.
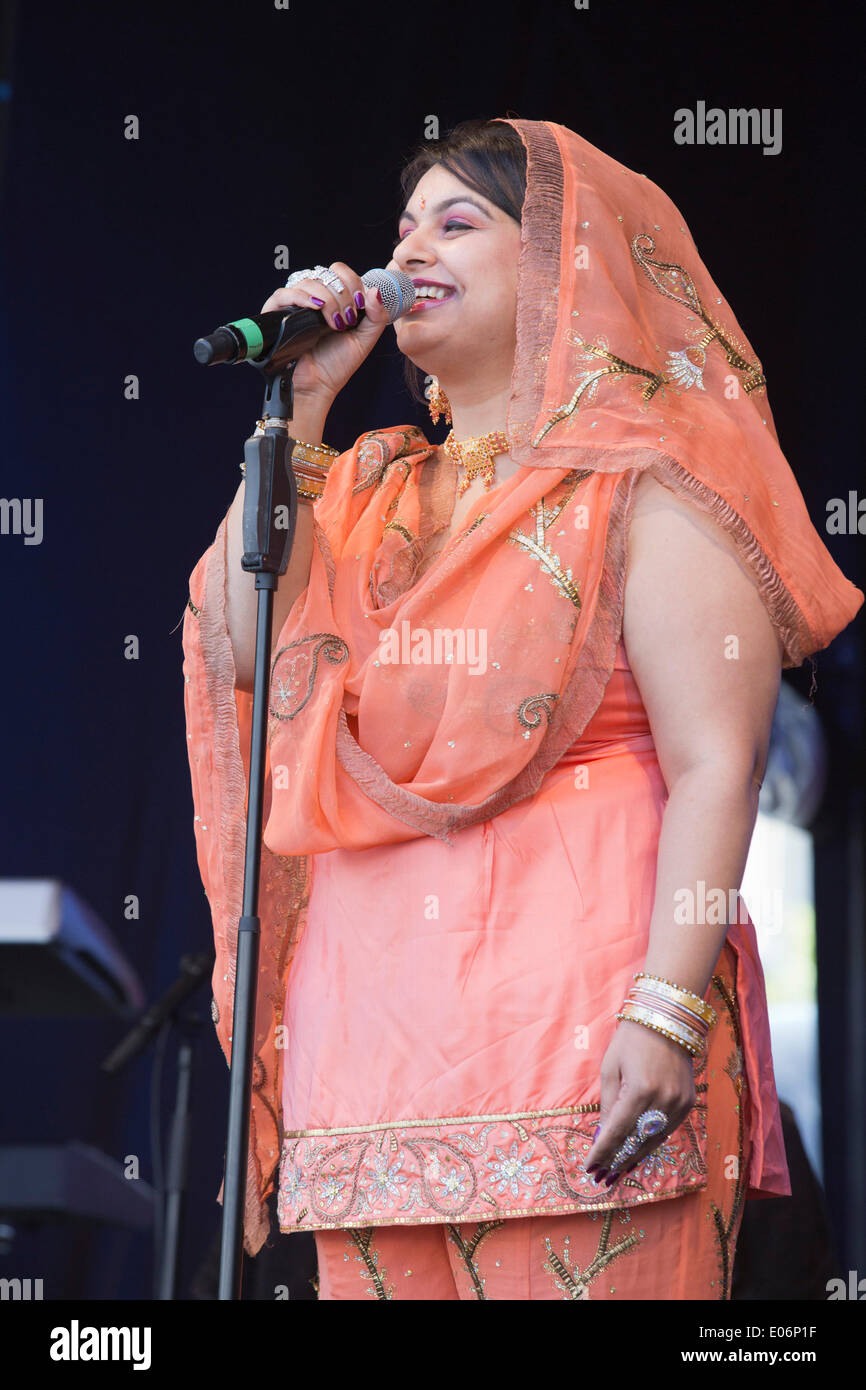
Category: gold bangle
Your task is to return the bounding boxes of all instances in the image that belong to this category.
[616,1003,704,1057]
[255,423,338,457]
[622,999,707,1047]
[632,972,717,1028]
[291,442,338,470]
[294,474,326,499]
[626,987,710,1035]
[292,471,327,493]
[625,1001,708,1051]
[292,436,339,456]
[291,458,329,479]
[242,431,338,473]
[623,1003,705,1054]
[239,458,329,490]
[617,1012,702,1060]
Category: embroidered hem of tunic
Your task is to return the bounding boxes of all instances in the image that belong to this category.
[276,1094,711,1234]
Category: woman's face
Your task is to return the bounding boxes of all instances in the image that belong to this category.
[388,163,522,389]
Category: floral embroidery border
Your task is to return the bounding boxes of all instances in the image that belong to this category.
[277,1091,709,1235]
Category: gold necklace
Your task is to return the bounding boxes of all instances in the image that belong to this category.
[442,428,510,498]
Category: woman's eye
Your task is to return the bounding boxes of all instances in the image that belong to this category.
[392,220,473,248]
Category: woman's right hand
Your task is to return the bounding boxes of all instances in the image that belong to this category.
[260,262,392,411]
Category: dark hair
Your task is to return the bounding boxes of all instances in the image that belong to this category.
[397,119,527,406]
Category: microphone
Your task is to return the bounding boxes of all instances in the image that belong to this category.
[193,267,416,366]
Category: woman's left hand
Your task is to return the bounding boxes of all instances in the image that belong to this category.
[582,1021,697,1184]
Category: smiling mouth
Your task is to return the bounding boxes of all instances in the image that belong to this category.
[408,287,457,313]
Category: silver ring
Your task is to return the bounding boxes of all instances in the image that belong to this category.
[609,1134,642,1170]
[312,264,346,294]
[284,267,317,288]
[636,1108,669,1141]
[284,266,346,295]
[608,1109,670,1174]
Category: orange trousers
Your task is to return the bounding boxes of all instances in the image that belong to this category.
[314,943,752,1300]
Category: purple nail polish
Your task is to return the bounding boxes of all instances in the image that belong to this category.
[344,306,356,325]
[354,291,365,309]
[593,1125,601,1140]
[585,1163,600,1175]
[310,296,325,307]
[604,1172,619,1187]
[333,312,344,329]
[592,1168,609,1183]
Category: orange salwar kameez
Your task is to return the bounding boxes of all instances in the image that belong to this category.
[280,644,760,1299]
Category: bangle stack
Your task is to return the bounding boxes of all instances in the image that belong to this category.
[239,433,340,502]
[288,437,340,500]
[616,971,717,1058]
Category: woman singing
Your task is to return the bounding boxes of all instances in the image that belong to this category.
[182,118,862,1300]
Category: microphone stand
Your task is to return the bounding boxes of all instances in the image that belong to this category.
[101,951,213,1300]
[214,333,303,1301]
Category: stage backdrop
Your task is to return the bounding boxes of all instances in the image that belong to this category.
[0,0,861,1298]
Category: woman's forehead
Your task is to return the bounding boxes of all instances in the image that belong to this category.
[401,165,495,219]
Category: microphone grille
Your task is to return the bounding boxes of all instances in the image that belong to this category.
[361,268,416,322]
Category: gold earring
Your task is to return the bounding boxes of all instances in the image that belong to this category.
[426,375,452,426]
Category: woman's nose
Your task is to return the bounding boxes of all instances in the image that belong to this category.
[394,228,435,269]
